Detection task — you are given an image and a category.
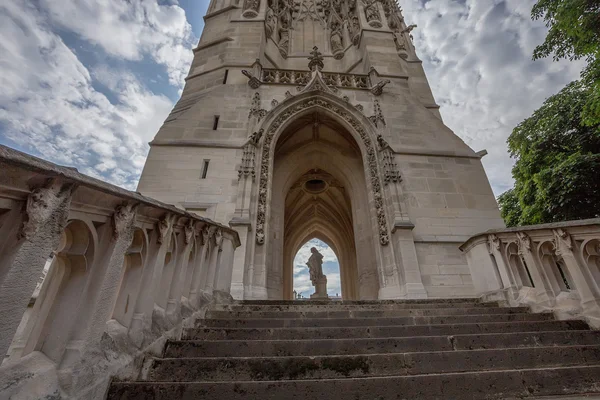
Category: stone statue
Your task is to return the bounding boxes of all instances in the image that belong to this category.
[278,12,290,58]
[306,247,328,299]
[330,21,344,58]
[265,7,276,38]
[363,0,382,28]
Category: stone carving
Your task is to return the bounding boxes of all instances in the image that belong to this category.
[255,97,389,245]
[249,92,267,121]
[370,79,390,96]
[306,247,328,299]
[19,179,76,240]
[215,228,224,249]
[285,90,293,98]
[265,6,276,37]
[271,98,279,108]
[250,129,264,145]
[201,224,210,245]
[402,24,417,41]
[184,220,196,245]
[238,130,263,180]
[330,21,344,59]
[157,214,173,245]
[261,68,370,89]
[112,202,138,240]
[278,11,291,58]
[308,46,325,72]
[488,234,501,254]
[363,0,382,28]
[349,14,361,45]
[242,0,260,18]
[369,100,386,127]
[553,228,573,256]
[241,70,262,89]
[516,232,531,254]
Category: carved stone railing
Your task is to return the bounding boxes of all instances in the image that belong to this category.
[460,219,600,328]
[261,68,370,89]
[0,145,240,399]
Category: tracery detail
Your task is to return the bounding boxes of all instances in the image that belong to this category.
[249,92,268,121]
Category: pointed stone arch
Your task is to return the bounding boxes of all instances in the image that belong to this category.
[254,90,390,249]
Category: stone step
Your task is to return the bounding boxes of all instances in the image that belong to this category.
[184,320,590,340]
[235,298,481,306]
[197,312,554,329]
[205,306,530,319]
[147,345,600,382]
[107,365,600,399]
[165,330,600,358]
[213,301,500,311]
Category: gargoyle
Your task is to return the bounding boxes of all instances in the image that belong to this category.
[242,70,262,89]
[370,79,391,96]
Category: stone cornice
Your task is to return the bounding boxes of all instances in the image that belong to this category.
[193,37,235,53]
[203,5,240,21]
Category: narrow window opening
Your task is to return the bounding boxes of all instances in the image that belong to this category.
[555,260,572,290]
[213,115,220,130]
[521,256,535,288]
[223,69,229,84]
[201,160,210,179]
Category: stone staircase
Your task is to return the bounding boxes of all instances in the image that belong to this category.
[107,299,600,399]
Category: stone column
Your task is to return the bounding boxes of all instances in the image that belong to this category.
[553,228,600,327]
[392,224,427,298]
[165,221,196,323]
[214,234,236,294]
[228,219,250,299]
[188,225,210,308]
[58,203,138,388]
[204,229,224,293]
[0,179,75,358]
[516,232,555,309]
[128,214,175,348]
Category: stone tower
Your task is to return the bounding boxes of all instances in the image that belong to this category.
[137,0,505,301]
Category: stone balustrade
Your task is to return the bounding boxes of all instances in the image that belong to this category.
[0,145,240,399]
[460,219,600,328]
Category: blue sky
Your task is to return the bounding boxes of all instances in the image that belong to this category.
[0,0,584,298]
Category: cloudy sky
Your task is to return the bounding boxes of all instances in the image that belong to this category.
[0,0,583,298]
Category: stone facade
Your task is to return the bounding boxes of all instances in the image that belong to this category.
[137,0,505,300]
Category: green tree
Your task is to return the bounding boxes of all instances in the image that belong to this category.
[532,0,600,125]
[498,81,600,226]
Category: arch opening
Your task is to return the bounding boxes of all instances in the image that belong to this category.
[292,238,342,299]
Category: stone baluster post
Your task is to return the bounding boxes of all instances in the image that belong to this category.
[165,221,196,324]
[0,179,75,358]
[488,234,517,290]
[516,232,555,309]
[188,225,211,308]
[128,214,175,348]
[214,233,236,295]
[58,203,138,390]
[553,228,600,327]
[204,229,224,293]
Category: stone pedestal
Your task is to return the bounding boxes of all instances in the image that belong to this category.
[310,276,329,299]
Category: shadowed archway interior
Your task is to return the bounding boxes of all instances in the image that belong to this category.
[269,110,377,300]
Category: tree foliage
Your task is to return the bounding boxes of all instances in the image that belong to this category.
[498,82,600,226]
[532,0,600,125]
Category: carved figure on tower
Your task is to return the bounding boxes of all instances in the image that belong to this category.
[330,21,344,59]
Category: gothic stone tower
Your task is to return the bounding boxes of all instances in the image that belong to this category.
[137,0,505,300]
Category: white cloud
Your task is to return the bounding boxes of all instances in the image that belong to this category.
[293,239,341,297]
[38,0,196,87]
[0,1,179,189]
[401,0,584,194]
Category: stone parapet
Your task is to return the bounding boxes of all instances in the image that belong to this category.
[0,144,240,399]
[460,219,600,328]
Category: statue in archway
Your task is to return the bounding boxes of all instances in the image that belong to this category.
[306,247,328,299]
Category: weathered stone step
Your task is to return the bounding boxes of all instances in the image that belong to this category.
[165,330,600,358]
[107,365,600,399]
[184,320,590,340]
[197,312,554,329]
[235,298,481,306]
[205,306,530,319]
[147,345,600,382]
[213,301,500,312]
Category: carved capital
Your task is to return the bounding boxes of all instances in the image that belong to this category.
[184,220,197,245]
[157,214,174,245]
[516,232,531,254]
[19,178,77,240]
[215,228,224,249]
[487,234,500,254]
[552,228,573,256]
[112,202,138,240]
[201,224,210,245]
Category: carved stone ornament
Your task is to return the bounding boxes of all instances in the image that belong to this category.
[242,0,260,18]
[516,231,531,254]
[112,202,138,240]
[363,0,382,28]
[308,46,325,72]
[184,220,196,245]
[553,228,573,256]
[487,234,501,254]
[369,100,386,127]
[19,179,76,240]
[238,130,263,181]
[249,92,267,121]
[157,214,173,245]
[201,225,210,245]
[271,98,279,108]
[242,70,262,89]
[255,97,390,246]
[370,79,390,96]
[215,229,224,249]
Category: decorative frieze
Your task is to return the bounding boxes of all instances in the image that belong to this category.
[261,69,370,89]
